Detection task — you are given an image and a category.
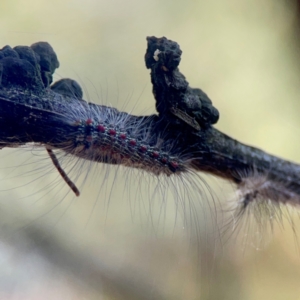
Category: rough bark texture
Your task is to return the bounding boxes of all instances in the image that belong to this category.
[0,37,300,205]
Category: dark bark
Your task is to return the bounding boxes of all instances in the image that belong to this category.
[0,37,299,204]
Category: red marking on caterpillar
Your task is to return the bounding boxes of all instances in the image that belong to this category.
[170,161,179,169]
[161,157,167,164]
[97,124,105,133]
[108,129,117,136]
[151,151,159,158]
[139,145,147,152]
[86,118,93,125]
[119,133,126,140]
[129,139,136,146]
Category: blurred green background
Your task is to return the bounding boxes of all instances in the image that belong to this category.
[1,0,300,299]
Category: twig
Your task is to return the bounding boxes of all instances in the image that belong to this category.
[0,37,299,209]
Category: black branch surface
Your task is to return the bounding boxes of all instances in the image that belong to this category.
[0,37,300,206]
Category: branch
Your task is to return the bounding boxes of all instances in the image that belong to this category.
[0,37,299,208]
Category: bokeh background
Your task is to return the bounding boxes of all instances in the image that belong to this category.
[1,0,300,299]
